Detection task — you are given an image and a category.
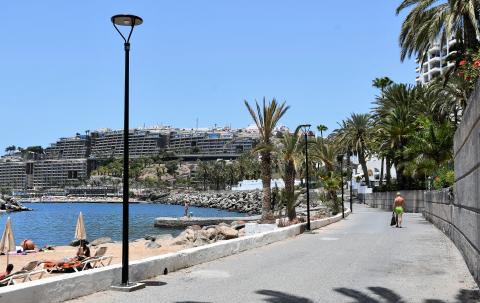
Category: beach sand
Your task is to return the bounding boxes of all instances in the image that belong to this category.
[0,239,186,282]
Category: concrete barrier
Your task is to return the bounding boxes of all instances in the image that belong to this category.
[0,210,350,303]
[363,190,425,213]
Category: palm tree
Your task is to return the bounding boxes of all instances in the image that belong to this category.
[316,125,328,138]
[372,77,393,184]
[276,126,302,220]
[333,113,373,186]
[372,77,393,94]
[245,98,289,221]
[397,0,480,62]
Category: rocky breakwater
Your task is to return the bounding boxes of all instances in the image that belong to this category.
[0,196,32,212]
[163,190,262,215]
[172,221,246,248]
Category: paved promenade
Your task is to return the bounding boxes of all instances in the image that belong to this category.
[70,204,479,303]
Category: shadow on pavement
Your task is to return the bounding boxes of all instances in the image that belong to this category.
[333,286,480,303]
[141,281,167,287]
[255,289,314,303]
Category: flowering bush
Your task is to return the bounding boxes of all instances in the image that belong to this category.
[457,49,480,88]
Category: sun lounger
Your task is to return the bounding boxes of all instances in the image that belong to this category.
[0,266,47,286]
[77,247,113,271]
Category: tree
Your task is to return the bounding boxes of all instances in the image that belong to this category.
[397,0,480,62]
[245,98,289,221]
[372,77,393,184]
[4,145,16,155]
[316,125,328,138]
[276,126,302,220]
[333,113,373,186]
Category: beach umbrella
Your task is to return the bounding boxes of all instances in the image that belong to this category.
[0,217,15,265]
[74,212,87,242]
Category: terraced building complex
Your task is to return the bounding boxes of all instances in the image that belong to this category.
[0,126,258,190]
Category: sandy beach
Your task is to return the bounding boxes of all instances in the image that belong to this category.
[0,238,187,282]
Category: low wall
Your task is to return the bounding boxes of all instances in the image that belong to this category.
[363,190,424,213]
[0,210,350,303]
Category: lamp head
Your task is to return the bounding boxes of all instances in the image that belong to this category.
[111,15,143,26]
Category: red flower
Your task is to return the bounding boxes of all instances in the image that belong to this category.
[459,60,467,65]
[474,60,480,67]
[466,76,472,81]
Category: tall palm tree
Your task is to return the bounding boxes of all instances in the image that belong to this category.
[397,0,480,62]
[316,125,328,138]
[372,77,393,94]
[276,126,302,220]
[333,113,372,186]
[372,77,393,184]
[245,98,289,221]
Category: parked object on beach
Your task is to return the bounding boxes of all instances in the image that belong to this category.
[0,217,15,265]
[75,212,87,242]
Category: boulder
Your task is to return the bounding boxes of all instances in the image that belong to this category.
[90,237,113,246]
[216,226,238,239]
[145,240,161,249]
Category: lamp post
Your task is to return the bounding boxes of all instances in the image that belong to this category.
[347,155,353,213]
[337,154,345,218]
[300,124,311,230]
[111,14,143,288]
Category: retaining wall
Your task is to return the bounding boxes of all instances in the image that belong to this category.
[0,210,350,303]
[426,81,480,285]
[363,190,425,213]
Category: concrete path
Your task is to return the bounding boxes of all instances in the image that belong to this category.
[70,204,479,303]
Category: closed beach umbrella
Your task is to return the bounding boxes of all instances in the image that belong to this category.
[75,212,87,242]
[0,217,15,265]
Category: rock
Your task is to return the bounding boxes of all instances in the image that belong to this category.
[145,240,161,249]
[173,234,188,245]
[90,237,113,246]
[203,228,218,240]
[144,234,173,241]
[193,235,210,247]
[216,226,238,239]
[233,224,245,230]
[188,225,202,231]
[69,239,89,247]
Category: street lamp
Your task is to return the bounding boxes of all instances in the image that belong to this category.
[347,155,353,213]
[111,14,143,289]
[300,124,311,230]
[337,154,345,218]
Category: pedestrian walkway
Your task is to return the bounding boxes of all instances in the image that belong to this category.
[70,204,479,303]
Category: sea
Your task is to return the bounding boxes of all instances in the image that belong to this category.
[0,203,246,247]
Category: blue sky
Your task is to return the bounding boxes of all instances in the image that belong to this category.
[1,1,416,153]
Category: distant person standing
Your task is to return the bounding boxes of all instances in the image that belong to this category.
[393,192,405,228]
[184,200,189,217]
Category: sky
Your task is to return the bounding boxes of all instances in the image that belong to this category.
[0,1,416,154]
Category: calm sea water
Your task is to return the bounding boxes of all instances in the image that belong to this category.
[0,203,245,247]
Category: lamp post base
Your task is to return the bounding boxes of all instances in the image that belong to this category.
[111,282,145,292]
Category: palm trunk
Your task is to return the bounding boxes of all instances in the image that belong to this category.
[284,160,296,221]
[379,156,384,186]
[386,156,392,185]
[358,151,370,186]
[260,151,273,221]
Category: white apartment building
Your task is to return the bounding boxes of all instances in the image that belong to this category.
[416,39,455,84]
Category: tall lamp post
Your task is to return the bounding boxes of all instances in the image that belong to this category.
[111,14,143,289]
[300,124,311,230]
[347,155,353,213]
[337,154,345,218]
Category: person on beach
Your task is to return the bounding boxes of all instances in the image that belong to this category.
[393,192,405,228]
[0,264,13,281]
[76,241,91,260]
[184,200,189,217]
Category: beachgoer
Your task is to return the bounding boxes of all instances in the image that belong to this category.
[184,200,189,217]
[393,192,405,228]
[76,241,91,260]
[0,264,13,280]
